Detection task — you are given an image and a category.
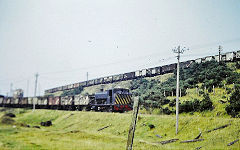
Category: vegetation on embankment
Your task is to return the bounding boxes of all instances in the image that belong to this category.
[0,108,240,150]
[130,61,240,117]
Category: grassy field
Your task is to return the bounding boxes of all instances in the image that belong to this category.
[0,108,239,150]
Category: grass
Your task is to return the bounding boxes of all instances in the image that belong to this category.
[0,108,239,150]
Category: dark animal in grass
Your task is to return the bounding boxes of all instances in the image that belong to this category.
[40,121,52,127]
[33,126,40,129]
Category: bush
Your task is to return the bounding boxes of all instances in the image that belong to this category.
[179,94,213,113]
[199,94,213,111]
[179,99,200,113]
[225,84,240,117]
[162,107,172,115]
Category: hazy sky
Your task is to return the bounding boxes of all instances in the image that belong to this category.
[0,0,240,96]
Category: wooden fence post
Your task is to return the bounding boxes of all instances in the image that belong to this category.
[126,97,139,150]
[213,85,215,95]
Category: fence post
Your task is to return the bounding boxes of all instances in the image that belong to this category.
[126,97,139,150]
[213,85,215,95]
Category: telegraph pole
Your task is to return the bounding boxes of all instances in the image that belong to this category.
[33,73,39,111]
[173,46,188,134]
[219,45,222,62]
[26,80,29,97]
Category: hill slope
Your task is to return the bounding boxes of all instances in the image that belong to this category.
[0,108,239,149]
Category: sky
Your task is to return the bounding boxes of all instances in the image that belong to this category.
[0,0,240,96]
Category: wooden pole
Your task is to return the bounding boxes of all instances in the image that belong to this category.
[126,97,139,150]
[213,85,215,95]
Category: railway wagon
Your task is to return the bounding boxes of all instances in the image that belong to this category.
[236,50,240,60]
[204,56,214,62]
[48,96,60,109]
[96,78,104,85]
[37,97,48,109]
[79,81,87,87]
[67,84,74,90]
[11,98,19,108]
[195,58,202,63]
[57,86,63,91]
[87,79,95,86]
[27,97,38,108]
[19,97,28,108]
[146,68,157,77]
[52,88,58,93]
[179,60,194,69]
[63,85,68,90]
[60,96,74,110]
[4,98,11,107]
[74,95,91,110]
[135,69,147,78]
[225,52,235,61]
[123,72,135,80]
[112,74,123,82]
[103,76,113,84]
[154,66,162,75]
[73,83,80,88]
[162,63,177,74]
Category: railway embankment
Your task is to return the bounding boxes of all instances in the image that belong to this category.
[0,107,239,149]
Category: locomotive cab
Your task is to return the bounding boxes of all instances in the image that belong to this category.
[94,88,132,112]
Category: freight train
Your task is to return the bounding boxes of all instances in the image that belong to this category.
[45,50,240,94]
[0,88,132,112]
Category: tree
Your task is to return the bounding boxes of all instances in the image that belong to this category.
[225,84,240,118]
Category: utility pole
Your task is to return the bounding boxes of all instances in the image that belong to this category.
[33,73,39,111]
[26,80,29,97]
[219,45,222,62]
[38,83,41,96]
[173,46,188,134]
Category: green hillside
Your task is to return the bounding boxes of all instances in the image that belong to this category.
[0,108,239,150]
[3,60,238,149]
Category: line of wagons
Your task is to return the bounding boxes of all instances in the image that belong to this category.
[0,88,133,112]
[45,50,240,94]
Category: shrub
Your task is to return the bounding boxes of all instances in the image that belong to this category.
[225,84,240,117]
[199,94,213,111]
